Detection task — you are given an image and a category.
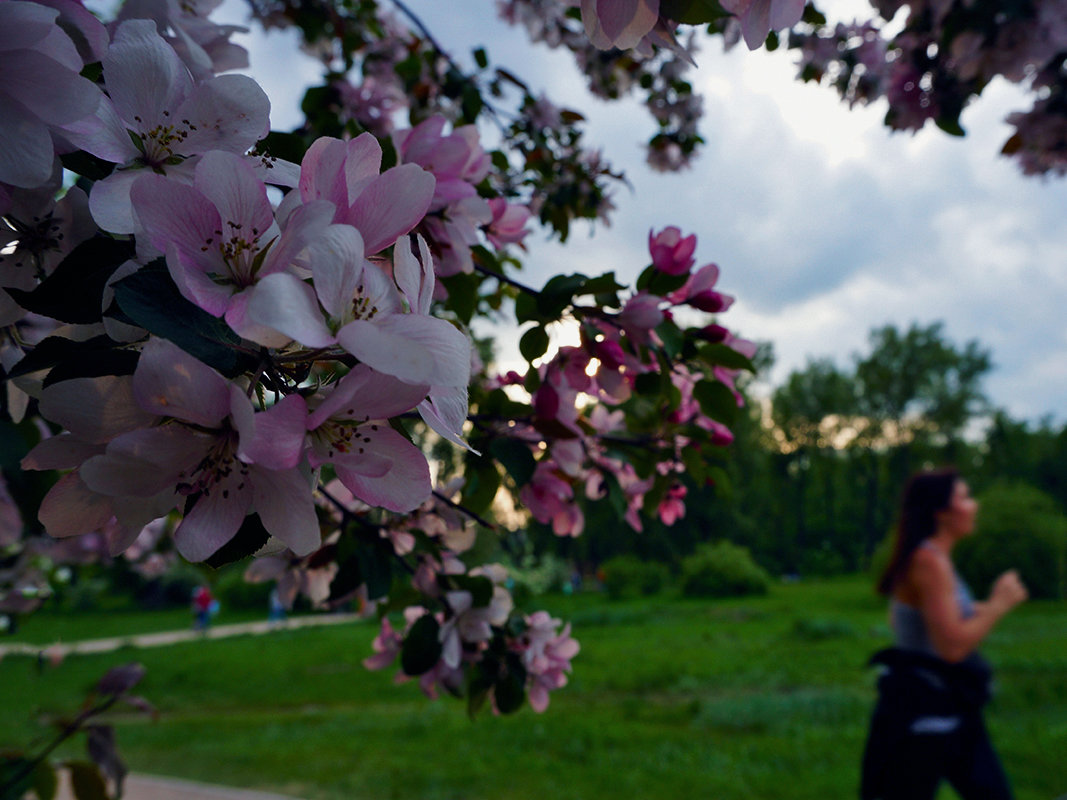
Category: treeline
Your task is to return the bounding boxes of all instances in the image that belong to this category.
[531,322,1067,588]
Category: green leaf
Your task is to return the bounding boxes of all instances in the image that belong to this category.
[660,0,728,23]
[257,130,308,164]
[656,320,685,359]
[935,116,966,137]
[693,380,738,425]
[441,271,481,324]
[29,760,58,800]
[537,273,588,319]
[583,272,625,294]
[6,237,133,324]
[461,459,501,517]
[449,574,494,607]
[514,292,542,324]
[634,372,661,396]
[0,756,36,800]
[494,652,528,714]
[489,438,537,486]
[112,261,258,379]
[698,343,756,372]
[7,336,136,381]
[59,150,114,181]
[66,761,108,800]
[400,614,442,675]
[473,47,488,69]
[203,514,272,569]
[681,444,709,484]
[519,326,550,363]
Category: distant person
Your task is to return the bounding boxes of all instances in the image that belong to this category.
[192,584,214,631]
[861,468,1028,800]
[268,587,286,624]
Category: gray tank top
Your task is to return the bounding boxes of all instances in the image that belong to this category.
[890,545,976,657]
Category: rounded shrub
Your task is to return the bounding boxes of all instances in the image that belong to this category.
[955,482,1067,600]
[680,541,770,598]
[600,555,669,600]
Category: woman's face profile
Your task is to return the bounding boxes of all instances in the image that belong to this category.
[938,479,978,537]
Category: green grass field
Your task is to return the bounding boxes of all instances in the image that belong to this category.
[2,576,1064,800]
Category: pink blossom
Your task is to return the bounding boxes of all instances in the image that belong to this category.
[486,198,532,250]
[581,0,659,50]
[658,484,687,525]
[719,0,805,50]
[69,338,320,562]
[305,364,433,513]
[363,616,403,670]
[519,462,585,536]
[294,134,435,255]
[520,610,579,712]
[132,151,329,344]
[0,1,103,189]
[392,116,490,210]
[64,20,269,233]
[649,226,696,275]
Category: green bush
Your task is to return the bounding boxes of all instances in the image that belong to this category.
[215,566,273,611]
[955,482,1067,600]
[680,541,770,599]
[600,555,669,600]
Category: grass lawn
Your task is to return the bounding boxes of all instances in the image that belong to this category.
[1,575,1064,800]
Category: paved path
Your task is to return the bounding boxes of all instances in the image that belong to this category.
[0,612,361,660]
[5,614,363,800]
[54,772,307,800]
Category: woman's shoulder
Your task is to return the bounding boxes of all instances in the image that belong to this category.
[905,545,954,590]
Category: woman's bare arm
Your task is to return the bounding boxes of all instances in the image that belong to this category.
[910,547,1027,663]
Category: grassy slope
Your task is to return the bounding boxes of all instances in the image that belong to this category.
[1,576,1064,800]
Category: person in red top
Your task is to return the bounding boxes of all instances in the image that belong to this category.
[192,584,214,630]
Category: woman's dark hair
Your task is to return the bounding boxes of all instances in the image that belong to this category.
[876,467,960,595]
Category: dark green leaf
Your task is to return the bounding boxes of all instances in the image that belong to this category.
[8,336,138,383]
[461,459,501,516]
[656,320,685,359]
[634,372,661,396]
[449,574,494,607]
[203,513,272,569]
[698,343,756,372]
[681,445,709,484]
[693,380,738,424]
[29,760,58,800]
[935,116,966,137]
[59,150,114,181]
[0,756,36,800]
[441,271,482,325]
[660,0,728,23]
[514,292,542,324]
[489,437,537,486]
[67,762,108,800]
[473,47,488,69]
[112,261,258,378]
[6,237,133,324]
[257,131,308,164]
[519,326,550,363]
[400,614,442,676]
[537,273,588,319]
[494,652,527,714]
[583,272,625,294]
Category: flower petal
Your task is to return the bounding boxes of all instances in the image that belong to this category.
[133,337,231,426]
[238,393,308,469]
[335,427,431,512]
[173,470,252,562]
[343,164,435,254]
[39,375,158,444]
[307,364,427,429]
[177,74,270,154]
[105,19,192,130]
[38,471,114,537]
[251,466,320,555]
[246,273,335,348]
[337,315,471,388]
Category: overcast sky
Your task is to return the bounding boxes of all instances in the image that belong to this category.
[224,0,1067,424]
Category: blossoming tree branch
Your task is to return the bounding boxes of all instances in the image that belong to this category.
[2,0,1063,731]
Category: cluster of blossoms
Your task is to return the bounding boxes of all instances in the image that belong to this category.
[497,0,715,170]
[789,0,1067,173]
[0,0,759,717]
[501,225,753,537]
